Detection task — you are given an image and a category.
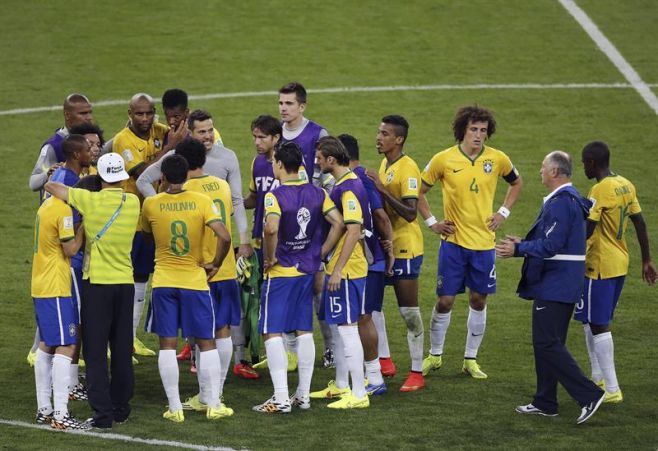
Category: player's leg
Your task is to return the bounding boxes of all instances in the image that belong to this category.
[359,270,386,393]
[109,284,135,424]
[574,278,603,384]
[291,274,315,409]
[33,299,55,423]
[131,232,155,357]
[314,271,334,368]
[68,267,87,401]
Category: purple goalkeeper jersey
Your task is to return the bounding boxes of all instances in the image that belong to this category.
[271,182,326,274]
[251,154,280,240]
[281,120,323,178]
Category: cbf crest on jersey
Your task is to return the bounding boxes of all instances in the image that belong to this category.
[154,138,161,149]
[386,171,394,184]
[295,207,311,240]
[483,159,494,174]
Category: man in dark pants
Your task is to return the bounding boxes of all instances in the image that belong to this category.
[45,153,141,428]
[496,150,605,425]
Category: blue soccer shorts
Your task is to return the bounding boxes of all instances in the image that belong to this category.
[574,276,625,326]
[131,231,155,276]
[258,274,314,334]
[34,296,79,347]
[209,279,241,329]
[71,266,83,314]
[364,269,385,314]
[323,276,366,325]
[437,240,496,296]
[385,255,423,285]
[147,287,215,339]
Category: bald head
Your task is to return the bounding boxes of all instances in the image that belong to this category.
[128,93,156,136]
[129,93,155,110]
[63,93,93,129]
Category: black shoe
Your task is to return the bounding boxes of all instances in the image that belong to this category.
[84,417,112,430]
[576,393,605,424]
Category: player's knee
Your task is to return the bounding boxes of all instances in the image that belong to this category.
[589,323,610,335]
[400,306,423,334]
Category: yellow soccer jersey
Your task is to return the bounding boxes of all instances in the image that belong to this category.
[213,128,223,146]
[184,175,237,282]
[326,173,367,279]
[31,197,75,298]
[422,144,517,250]
[378,154,423,258]
[263,180,335,277]
[112,123,168,198]
[141,190,222,290]
[586,174,641,279]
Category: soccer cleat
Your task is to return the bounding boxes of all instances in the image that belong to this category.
[576,393,605,424]
[69,383,88,401]
[595,379,605,389]
[133,337,156,357]
[233,361,260,379]
[182,394,207,412]
[287,351,298,372]
[327,392,370,409]
[35,411,53,425]
[421,354,443,376]
[78,358,85,369]
[400,372,425,392]
[462,359,488,379]
[604,389,623,404]
[252,357,268,370]
[379,357,396,377]
[207,403,234,420]
[291,393,311,410]
[252,396,291,413]
[163,409,185,423]
[177,343,192,361]
[515,403,558,416]
[27,350,37,367]
[365,382,388,396]
[322,348,335,369]
[51,413,92,430]
[310,380,351,399]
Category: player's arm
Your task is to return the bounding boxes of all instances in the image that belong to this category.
[586,219,598,239]
[327,222,360,292]
[321,197,344,260]
[44,181,70,203]
[136,156,165,198]
[225,150,253,257]
[244,190,257,209]
[61,224,85,257]
[366,169,418,223]
[372,208,395,275]
[29,145,61,191]
[262,213,280,273]
[488,169,523,231]
[205,220,232,280]
[418,181,456,236]
[629,213,657,284]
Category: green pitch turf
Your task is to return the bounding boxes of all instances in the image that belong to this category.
[1,0,657,449]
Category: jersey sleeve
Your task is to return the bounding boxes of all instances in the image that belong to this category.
[204,196,223,225]
[112,134,144,175]
[400,161,421,199]
[341,190,363,225]
[264,192,281,217]
[57,202,75,242]
[499,152,519,183]
[213,128,223,146]
[587,183,609,222]
[322,191,337,215]
[67,188,90,216]
[421,153,442,187]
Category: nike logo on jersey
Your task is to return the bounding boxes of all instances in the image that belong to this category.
[452,168,464,173]
[535,306,547,311]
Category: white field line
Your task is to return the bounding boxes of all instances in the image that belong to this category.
[1,82,656,117]
[558,0,658,115]
[0,418,238,451]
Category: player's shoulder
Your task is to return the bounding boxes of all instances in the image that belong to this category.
[399,154,421,171]
[153,122,169,136]
[483,144,510,160]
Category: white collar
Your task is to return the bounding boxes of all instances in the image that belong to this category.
[543,182,572,204]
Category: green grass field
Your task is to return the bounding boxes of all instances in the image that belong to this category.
[1,0,657,449]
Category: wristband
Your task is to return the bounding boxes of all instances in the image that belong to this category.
[497,206,510,219]
[425,216,438,227]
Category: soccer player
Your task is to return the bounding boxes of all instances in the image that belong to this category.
[575,141,657,403]
[418,105,522,380]
[366,115,426,392]
[142,155,232,422]
[31,188,87,429]
[253,142,343,413]
[29,93,93,197]
[161,88,223,147]
[110,93,172,359]
[69,123,105,175]
[311,136,371,408]
[176,138,243,411]
[340,133,395,391]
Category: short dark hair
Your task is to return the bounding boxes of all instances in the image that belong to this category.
[251,114,282,137]
[175,137,207,171]
[161,154,189,184]
[69,123,105,146]
[62,134,89,160]
[187,109,213,130]
[338,134,359,161]
[162,89,188,110]
[73,174,102,192]
[582,141,610,168]
[452,105,497,142]
[317,136,350,166]
[381,115,409,143]
[274,142,303,173]
[279,82,307,104]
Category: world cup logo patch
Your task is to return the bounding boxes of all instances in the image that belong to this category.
[295,207,311,240]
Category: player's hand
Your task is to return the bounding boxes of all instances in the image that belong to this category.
[380,238,393,253]
[642,261,658,285]
[495,239,516,258]
[327,271,341,292]
[431,220,456,236]
[203,262,219,280]
[487,212,506,231]
[365,169,385,192]
[237,243,254,258]
[167,120,189,148]
[385,251,395,277]
[47,162,64,178]
[504,234,522,244]
[263,256,278,273]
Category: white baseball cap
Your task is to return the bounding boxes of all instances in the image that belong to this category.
[97,153,129,183]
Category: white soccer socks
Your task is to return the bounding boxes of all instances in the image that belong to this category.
[198,350,221,409]
[215,337,232,397]
[583,324,603,382]
[338,325,366,399]
[158,349,182,411]
[331,325,349,389]
[265,337,289,402]
[429,309,451,355]
[365,359,384,386]
[465,306,487,359]
[400,307,424,372]
[315,292,334,352]
[68,363,79,391]
[52,353,72,419]
[133,282,147,337]
[593,331,619,392]
[231,320,246,364]
[371,310,391,359]
[35,349,53,414]
[295,333,315,398]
